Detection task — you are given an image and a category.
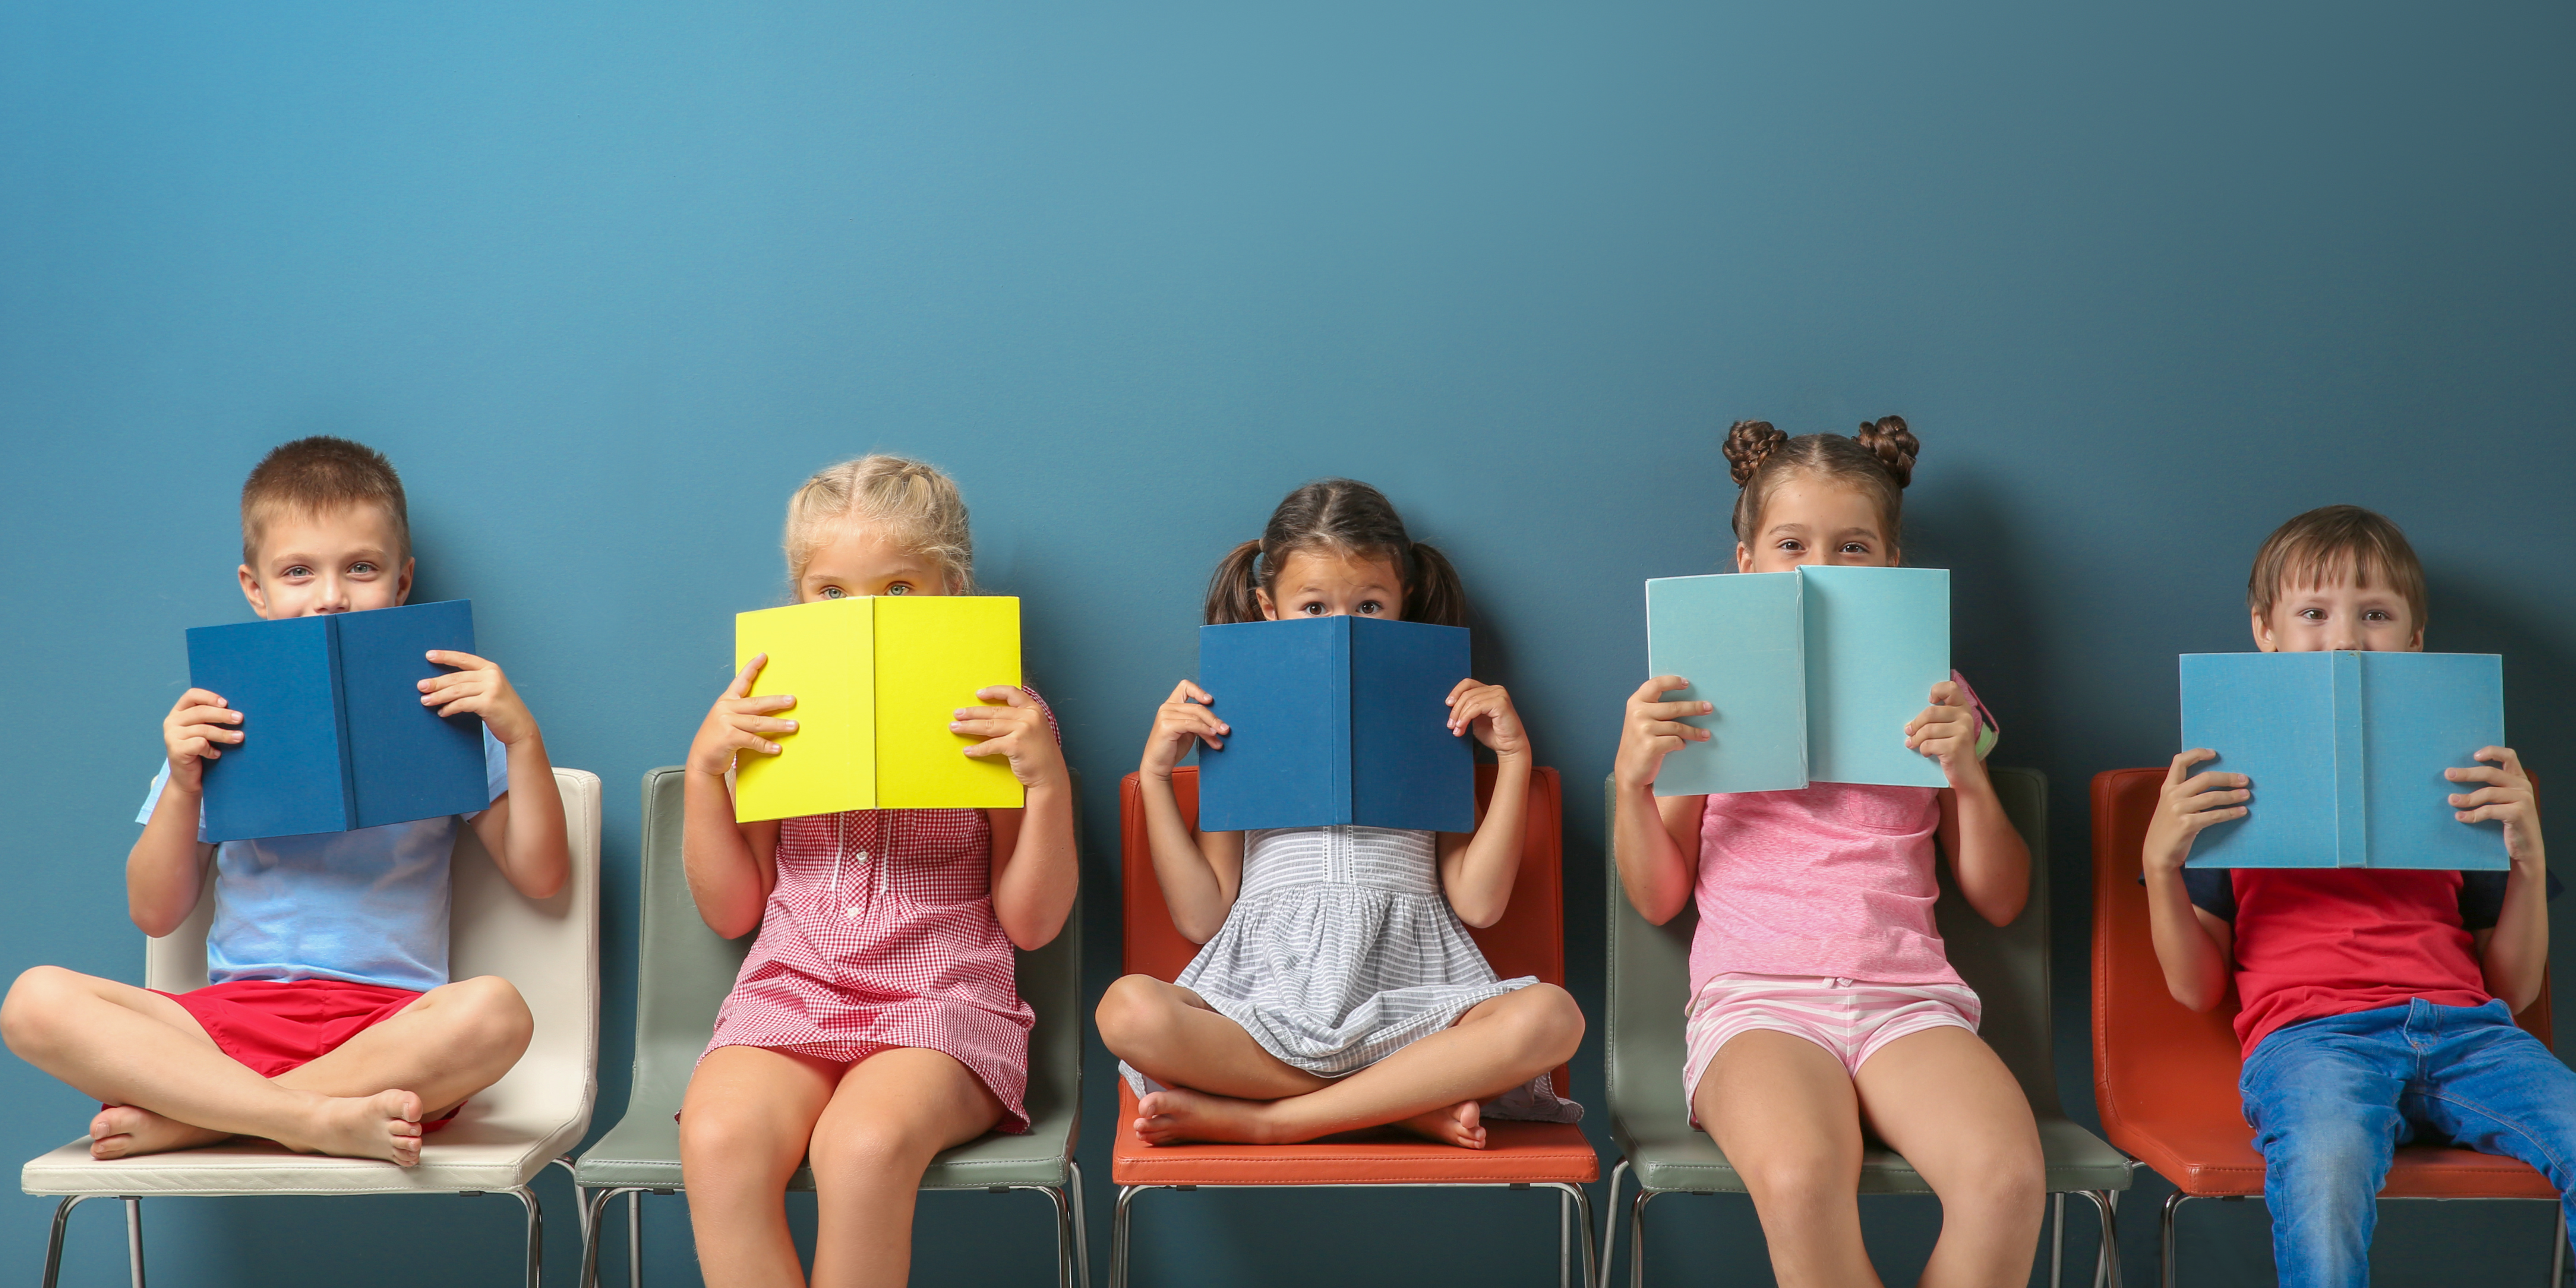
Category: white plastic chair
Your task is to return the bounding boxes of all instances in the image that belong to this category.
[21,767,602,1288]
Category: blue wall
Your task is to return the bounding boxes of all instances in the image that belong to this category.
[5,1,2573,1284]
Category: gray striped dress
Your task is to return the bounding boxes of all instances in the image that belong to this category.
[1119,824,1582,1123]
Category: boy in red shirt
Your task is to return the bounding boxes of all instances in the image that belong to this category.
[2142,505,2565,1287]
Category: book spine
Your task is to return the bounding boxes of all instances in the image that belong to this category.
[325,615,359,831]
[1790,571,1811,787]
[2333,650,2367,867]
[1332,617,1353,824]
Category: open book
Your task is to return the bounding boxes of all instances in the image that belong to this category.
[1195,616,1475,833]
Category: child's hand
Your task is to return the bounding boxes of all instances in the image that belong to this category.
[2448,746,2545,871]
[2141,749,2249,878]
[688,654,798,777]
[1141,680,1226,782]
[420,650,539,745]
[161,687,243,794]
[1445,678,1529,760]
[1615,675,1711,792]
[1903,680,1986,785]
[955,687,1066,789]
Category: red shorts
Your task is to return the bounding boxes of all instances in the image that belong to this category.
[151,978,461,1132]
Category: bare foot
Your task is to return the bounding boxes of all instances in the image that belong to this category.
[278,1090,426,1165]
[1133,1087,1280,1146]
[1395,1099,1487,1149]
[89,1105,231,1159]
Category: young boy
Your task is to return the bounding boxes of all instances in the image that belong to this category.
[2141,504,2568,1286]
[0,437,569,1166]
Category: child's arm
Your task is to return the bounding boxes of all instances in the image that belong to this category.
[2453,746,2547,1012]
[2138,748,2247,1011]
[1435,679,1530,928]
[426,650,570,900]
[127,688,237,936]
[1609,676,1711,926]
[1910,679,2029,925]
[957,686,1078,950]
[1137,679,1243,944]
[682,656,790,939]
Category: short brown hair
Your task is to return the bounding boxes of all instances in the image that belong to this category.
[240,436,411,566]
[1722,416,1920,550]
[2246,504,2427,626]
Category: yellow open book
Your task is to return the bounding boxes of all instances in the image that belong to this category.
[731,596,1024,821]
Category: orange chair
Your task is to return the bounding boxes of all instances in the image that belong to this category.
[2090,767,2566,1288]
[1108,765,1599,1288]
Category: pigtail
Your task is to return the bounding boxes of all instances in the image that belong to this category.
[1203,539,1268,625]
[1401,542,1469,628]
[1721,419,1788,487]
[1854,415,1920,489]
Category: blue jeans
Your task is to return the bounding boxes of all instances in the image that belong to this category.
[2240,998,2576,1287]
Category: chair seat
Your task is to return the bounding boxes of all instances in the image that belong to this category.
[1108,1083,1597,1188]
[572,1085,1078,1194]
[2105,1116,2558,1200]
[1610,1102,2132,1197]
[21,1103,583,1198]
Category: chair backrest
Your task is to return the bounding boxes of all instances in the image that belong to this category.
[622,767,1082,1128]
[146,768,605,1130]
[1118,765,1568,1086]
[1606,768,2064,1131]
[2089,767,2550,1136]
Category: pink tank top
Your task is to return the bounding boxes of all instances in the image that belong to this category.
[1685,674,1995,996]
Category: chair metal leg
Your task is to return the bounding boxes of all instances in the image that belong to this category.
[1017,1184,1076,1288]
[2077,1190,2121,1288]
[1559,1186,1573,1288]
[628,1191,643,1288]
[1110,1185,1149,1288]
[41,1194,97,1288]
[505,1184,544,1288]
[2552,1205,2567,1288]
[123,1197,146,1288]
[1546,1181,1597,1288]
[2051,1192,2066,1288]
[1597,1159,1629,1288]
[1068,1160,1092,1288]
[2159,1191,2190,1288]
[1627,1187,1660,1288]
[547,1158,588,1257]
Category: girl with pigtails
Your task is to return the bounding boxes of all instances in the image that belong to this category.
[1096,478,1584,1147]
[1612,420,2045,1287]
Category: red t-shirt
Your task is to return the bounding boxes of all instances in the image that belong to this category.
[2184,868,2500,1056]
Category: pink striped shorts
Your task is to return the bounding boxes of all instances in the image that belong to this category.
[1681,972,1982,1121]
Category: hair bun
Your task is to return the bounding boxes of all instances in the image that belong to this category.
[1721,419,1788,487]
[1854,415,1919,489]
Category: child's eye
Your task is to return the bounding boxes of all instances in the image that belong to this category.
[1776,540,1803,552]
[1298,602,1326,615]
[1840,542,1869,555]
[349,561,378,576]
[820,586,845,600]
[886,583,910,596]
[281,564,312,579]
[2364,609,2390,622]
[2299,608,2325,622]
[1356,600,1383,615]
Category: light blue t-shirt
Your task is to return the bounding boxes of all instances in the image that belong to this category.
[138,728,511,993]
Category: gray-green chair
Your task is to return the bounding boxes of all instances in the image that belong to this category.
[573,766,1087,1287]
[1598,768,2134,1288]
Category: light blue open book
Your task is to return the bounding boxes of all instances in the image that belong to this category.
[1645,566,1950,795]
[2180,651,2506,869]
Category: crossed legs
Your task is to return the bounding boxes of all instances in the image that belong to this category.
[1095,973,1584,1147]
[679,1044,1003,1288]
[1695,1027,2044,1288]
[0,965,532,1164]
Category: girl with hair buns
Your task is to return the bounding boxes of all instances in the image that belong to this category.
[1611,419,2044,1286]
[1096,477,1584,1147]
[676,455,1077,1288]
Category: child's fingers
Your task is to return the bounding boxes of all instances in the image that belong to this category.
[1643,719,1708,743]
[2448,786,2519,811]
[2167,749,2219,783]
[1637,699,1712,721]
[1928,679,1959,705]
[974,686,1030,707]
[2178,770,2250,796]
[178,704,242,727]
[733,693,798,714]
[424,649,492,671]
[724,655,768,699]
[735,714,797,736]
[2445,764,2512,787]
[1635,675,1690,704]
[176,688,228,712]
[2475,746,2523,772]
[1170,679,1213,706]
[2183,787,2251,814]
[2185,806,2249,831]
[1447,677,1486,703]
[950,716,1019,738]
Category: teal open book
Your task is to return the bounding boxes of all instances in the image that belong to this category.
[2179,651,2506,869]
[1645,565,1950,795]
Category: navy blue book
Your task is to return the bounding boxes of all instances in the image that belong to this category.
[186,600,488,842]
[2179,651,2506,869]
[1195,616,1475,833]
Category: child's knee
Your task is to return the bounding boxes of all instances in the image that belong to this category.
[435,975,534,1062]
[1095,975,1173,1058]
[679,1099,784,1175]
[1498,984,1585,1063]
[0,966,85,1056]
[808,1112,939,1183]
[1736,1143,1855,1212]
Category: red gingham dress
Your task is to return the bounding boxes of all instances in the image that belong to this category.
[702,689,1055,1133]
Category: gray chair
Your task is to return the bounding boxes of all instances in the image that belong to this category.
[572,766,1086,1288]
[1597,768,2135,1288]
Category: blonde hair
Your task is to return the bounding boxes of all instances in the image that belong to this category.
[783,454,975,593]
[2247,504,2426,626]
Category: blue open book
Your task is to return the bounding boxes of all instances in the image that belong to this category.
[185,600,489,842]
[1645,566,1950,795]
[2180,651,2506,869]
[1194,616,1475,833]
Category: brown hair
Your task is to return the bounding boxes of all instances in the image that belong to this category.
[240,436,411,566]
[1721,416,1919,552]
[783,454,975,594]
[2246,504,2427,626]
[1205,479,1467,627]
